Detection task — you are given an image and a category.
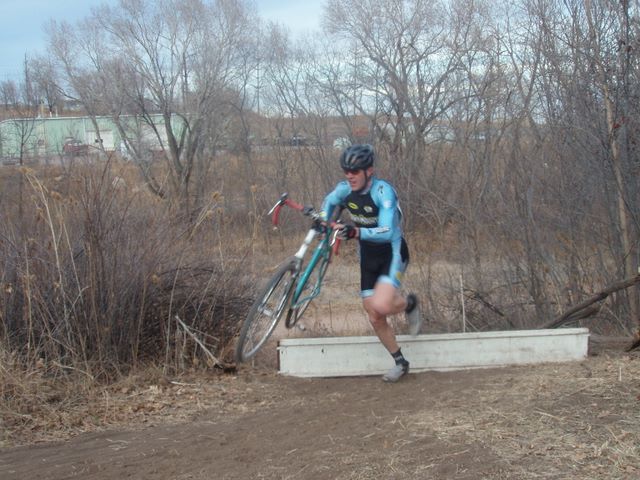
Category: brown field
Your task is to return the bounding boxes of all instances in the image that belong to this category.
[1,338,639,479]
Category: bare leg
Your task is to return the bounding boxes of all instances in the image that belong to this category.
[363,282,407,354]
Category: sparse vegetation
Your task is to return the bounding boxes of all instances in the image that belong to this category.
[1,0,640,456]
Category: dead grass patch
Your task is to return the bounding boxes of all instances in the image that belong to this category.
[404,351,640,478]
[0,359,284,448]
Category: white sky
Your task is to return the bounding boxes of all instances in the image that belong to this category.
[0,0,325,82]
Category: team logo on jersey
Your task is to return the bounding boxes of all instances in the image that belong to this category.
[364,206,373,213]
[348,202,358,210]
[350,214,377,225]
[383,200,393,209]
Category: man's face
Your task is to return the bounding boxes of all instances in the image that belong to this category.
[343,167,371,191]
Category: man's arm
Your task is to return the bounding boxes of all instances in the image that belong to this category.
[320,181,350,221]
[359,181,398,243]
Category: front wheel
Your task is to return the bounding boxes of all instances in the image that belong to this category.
[235,259,299,363]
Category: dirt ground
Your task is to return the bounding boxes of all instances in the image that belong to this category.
[1,337,639,480]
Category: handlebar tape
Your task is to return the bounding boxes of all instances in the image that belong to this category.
[272,204,282,226]
[285,198,304,211]
[272,198,304,226]
[332,237,341,257]
[271,196,341,256]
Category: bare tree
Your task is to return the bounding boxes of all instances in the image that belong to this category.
[28,57,63,117]
[518,0,640,331]
[0,80,19,116]
[46,0,259,213]
[583,0,640,327]
[322,0,490,221]
[25,0,640,335]
[259,26,340,199]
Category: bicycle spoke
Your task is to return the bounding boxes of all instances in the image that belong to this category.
[235,259,298,362]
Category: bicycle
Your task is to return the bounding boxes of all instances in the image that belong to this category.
[235,193,343,363]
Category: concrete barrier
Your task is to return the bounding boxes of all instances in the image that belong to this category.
[278,328,589,377]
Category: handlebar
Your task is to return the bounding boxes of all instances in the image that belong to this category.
[268,193,343,255]
[268,192,324,226]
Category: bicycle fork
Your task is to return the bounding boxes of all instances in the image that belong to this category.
[294,228,319,261]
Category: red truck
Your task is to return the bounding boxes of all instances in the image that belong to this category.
[63,139,89,156]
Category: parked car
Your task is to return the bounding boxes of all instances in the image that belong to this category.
[290,135,307,147]
[333,137,351,150]
[63,139,89,156]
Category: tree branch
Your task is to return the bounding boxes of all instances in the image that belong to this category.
[542,274,640,329]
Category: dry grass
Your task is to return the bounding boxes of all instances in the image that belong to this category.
[0,150,344,446]
[2,343,639,480]
[0,158,259,442]
[1,151,638,466]
[0,356,282,447]
[404,348,640,479]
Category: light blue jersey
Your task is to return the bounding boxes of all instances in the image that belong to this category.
[322,177,408,295]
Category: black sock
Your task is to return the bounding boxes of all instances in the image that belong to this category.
[391,348,409,366]
[405,294,416,313]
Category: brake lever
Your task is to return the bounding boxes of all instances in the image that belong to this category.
[330,228,340,246]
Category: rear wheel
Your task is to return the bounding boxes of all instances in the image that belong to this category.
[235,259,299,363]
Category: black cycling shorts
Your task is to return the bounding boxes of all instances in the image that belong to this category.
[359,237,409,297]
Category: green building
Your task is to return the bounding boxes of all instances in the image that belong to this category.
[0,114,172,161]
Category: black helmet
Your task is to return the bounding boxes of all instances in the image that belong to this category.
[340,144,375,171]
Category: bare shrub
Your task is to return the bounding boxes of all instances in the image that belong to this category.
[0,160,253,381]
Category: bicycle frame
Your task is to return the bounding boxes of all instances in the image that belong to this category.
[269,192,341,318]
[290,226,334,310]
[234,193,343,362]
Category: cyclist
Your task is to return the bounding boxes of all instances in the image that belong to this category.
[321,144,422,382]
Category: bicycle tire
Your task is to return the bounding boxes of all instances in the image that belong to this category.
[285,255,330,328]
[235,258,299,363]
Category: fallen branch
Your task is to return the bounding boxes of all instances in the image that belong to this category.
[463,288,506,317]
[626,333,640,352]
[174,315,226,368]
[542,274,640,330]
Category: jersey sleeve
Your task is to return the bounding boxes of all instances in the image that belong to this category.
[359,181,398,243]
[320,181,350,221]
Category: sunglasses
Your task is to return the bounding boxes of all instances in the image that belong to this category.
[342,168,362,175]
